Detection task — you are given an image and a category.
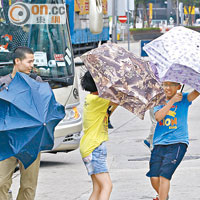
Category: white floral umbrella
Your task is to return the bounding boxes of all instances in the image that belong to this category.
[143,26,200,78]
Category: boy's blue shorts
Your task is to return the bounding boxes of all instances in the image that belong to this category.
[146,143,187,180]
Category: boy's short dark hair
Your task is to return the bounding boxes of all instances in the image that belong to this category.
[81,71,97,92]
[13,46,34,64]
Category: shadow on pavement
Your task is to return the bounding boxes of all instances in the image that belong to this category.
[40,160,73,168]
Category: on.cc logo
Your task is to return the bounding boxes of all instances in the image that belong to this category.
[8,3,30,25]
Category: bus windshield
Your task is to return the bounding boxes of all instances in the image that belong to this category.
[0,0,74,88]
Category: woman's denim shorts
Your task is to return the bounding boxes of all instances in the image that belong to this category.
[82,142,108,176]
[146,143,187,180]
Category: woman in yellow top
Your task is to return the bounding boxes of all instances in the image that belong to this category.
[80,71,117,200]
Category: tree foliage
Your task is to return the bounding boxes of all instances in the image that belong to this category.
[133,0,139,28]
[134,0,200,27]
[172,0,200,25]
[133,0,149,28]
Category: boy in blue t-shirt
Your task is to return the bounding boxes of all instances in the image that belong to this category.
[146,81,199,200]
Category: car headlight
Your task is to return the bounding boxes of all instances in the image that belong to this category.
[63,107,80,122]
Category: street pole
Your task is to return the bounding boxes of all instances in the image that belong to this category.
[112,0,117,43]
[179,2,184,25]
[127,0,130,51]
[176,0,179,25]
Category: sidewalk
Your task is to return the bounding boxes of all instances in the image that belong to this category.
[10,41,200,200]
[76,96,200,200]
[109,99,200,200]
[75,41,200,200]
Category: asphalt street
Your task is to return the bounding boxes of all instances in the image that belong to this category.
[11,41,200,200]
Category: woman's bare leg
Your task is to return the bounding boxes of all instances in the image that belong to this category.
[89,174,101,200]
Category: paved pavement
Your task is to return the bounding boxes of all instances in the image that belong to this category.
[10,41,200,200]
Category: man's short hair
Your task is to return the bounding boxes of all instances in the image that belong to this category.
[81,71,97,92]
[13,46,34,64]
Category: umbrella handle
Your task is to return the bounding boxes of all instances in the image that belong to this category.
[180,84,185,93]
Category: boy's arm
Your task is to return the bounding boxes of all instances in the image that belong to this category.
[155,93,182,122]
[187,90,200,102]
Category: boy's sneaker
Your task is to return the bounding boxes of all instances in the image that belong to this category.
[144,139,151,149]
[108,121,114,129]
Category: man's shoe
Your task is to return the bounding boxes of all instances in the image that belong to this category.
[8,190,13,200]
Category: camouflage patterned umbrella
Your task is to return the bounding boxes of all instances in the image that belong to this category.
[81,43,166,119]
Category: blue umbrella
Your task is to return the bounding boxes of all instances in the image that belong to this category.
[0,72,65,168]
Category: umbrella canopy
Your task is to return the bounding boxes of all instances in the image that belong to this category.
[143,26,200,92]
[81,43,166,119]
[0,72,65,168]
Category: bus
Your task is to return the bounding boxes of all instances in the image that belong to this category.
[65,0,109,57]
[0,0,82,153]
